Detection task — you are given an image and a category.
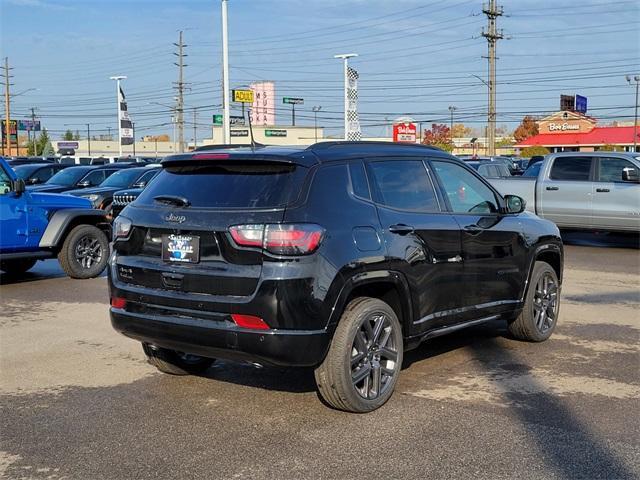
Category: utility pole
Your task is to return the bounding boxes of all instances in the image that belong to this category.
[448,105,457,139]
[334,53,358,141]
[626,75,640,152]
[86,123,91,156]
[221,0,231,144]
[132,122,136,156]
[107,126,112,140]
[2,57,13,155]
[109,75,127,157]
[173,30,187,153]
[482,0,504,156]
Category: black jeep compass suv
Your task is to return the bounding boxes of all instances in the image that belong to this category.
[109,142,563,412]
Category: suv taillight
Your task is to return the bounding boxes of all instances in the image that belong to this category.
[229,224,324,255]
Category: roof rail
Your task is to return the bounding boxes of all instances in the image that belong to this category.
[306,141,440,151]
[192,143,266,152]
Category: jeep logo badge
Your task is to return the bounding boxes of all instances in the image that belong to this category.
[164,213,186,224]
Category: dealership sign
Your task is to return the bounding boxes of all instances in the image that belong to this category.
[230,130,249,137]
[265,129,287,137]
[58,141,79,149]
[393,122,417,143]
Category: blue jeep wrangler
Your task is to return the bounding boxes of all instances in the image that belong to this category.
[0,157,110,278]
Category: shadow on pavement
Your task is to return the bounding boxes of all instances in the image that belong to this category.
[561,230,639,249]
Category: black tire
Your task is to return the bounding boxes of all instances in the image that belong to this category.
[508,261,560,342]
[142,343,215,375]
[0,258,37,275]
[315,297,404,413]
[57,224,109,279]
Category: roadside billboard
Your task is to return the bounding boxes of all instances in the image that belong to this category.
[250,81,275,126]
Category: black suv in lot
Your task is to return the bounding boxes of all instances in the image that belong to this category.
[109,142,563,412]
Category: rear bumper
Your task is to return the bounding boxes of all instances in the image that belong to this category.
[110,307,331,367]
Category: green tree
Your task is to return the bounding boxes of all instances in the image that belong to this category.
[73,130,80,141]
[513,116,539,143]
[520,146,550,157]
[497,136,515,147]
[62,129,74,140]
[34,129,53,157]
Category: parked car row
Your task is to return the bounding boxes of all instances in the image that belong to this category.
[6,155,161,167]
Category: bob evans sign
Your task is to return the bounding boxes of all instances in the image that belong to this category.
[548,122,581,132]
[393,123,417,143]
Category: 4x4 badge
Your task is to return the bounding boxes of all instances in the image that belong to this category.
[164,213,186,224]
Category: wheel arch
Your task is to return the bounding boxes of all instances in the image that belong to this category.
[328,270,414,336]
[521,243,563,301]
[39,209,111,250]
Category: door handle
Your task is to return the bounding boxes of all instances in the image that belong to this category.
[463,224,483,234]
[596,188,610,193]
[546,186,559,191]
[389,224,415,235]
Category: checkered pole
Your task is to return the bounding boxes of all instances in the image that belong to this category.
[335,54,359,141]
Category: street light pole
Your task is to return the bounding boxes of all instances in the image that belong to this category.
[109,75,127,157]
[334,53,358,141]
[221,0,231,144]
[312,106,322,143]
[626,75,640,152]
[86,123,91,156]
[448,105,457,138]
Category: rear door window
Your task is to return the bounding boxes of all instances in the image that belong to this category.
[137,162,306,209]
[549,156,593,181]
[365,159,440,212]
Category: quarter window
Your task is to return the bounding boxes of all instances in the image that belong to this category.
[549,156,592,181]
[348,161,371,200]
[431,161,499,214]
[366,160,439,212]
[598,157,637,183]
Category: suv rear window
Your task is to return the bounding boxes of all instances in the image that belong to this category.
[549,157,592,181]
[136,162,305,209]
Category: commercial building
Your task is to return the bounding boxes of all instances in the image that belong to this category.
[516,111,639,152]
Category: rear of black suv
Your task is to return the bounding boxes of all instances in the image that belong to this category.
[109,144,562,413]
[109,148,355,369]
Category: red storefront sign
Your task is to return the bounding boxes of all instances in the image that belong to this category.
[393,123,417,143]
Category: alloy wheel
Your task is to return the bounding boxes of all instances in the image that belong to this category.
[533,272,559,333]
[350,312,400,400]
[74,235,103,269]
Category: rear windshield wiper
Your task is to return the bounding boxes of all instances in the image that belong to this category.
[153,195,191,207]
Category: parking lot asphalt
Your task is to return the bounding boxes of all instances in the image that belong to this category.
[1,236,638,479]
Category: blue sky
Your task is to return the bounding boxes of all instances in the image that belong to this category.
[1,0,639,140]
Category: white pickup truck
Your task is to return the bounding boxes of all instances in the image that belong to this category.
[488,152,640,232]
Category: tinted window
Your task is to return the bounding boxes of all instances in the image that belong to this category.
[496,165,511,177]
[45,167,91,186]
[0,167,11,195]
[32,167,53,183]
[549,156,592,181]
[598,157,637,183]
[12,164,41,180]
[79,170,107,186]
[366,160,439,212]
[101,169,145,188]
[432,161,498,214]
[348,162,370,200]
[136,169,159,186]
[477,164,490,177]
[137,162,305,208]
[523,162,542,177]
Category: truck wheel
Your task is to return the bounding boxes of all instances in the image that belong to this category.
[508,261,560,342]
[314,297,403,413]
[58,225,109,279]
[0,258,37,275]
[142,343,215,375]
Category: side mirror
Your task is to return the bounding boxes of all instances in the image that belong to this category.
[77,180,92,188]
[28,178,40,185]
[133,181,146,188]
[504,194,526,214]
[622,167,639,183]
[13,178,26,196]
